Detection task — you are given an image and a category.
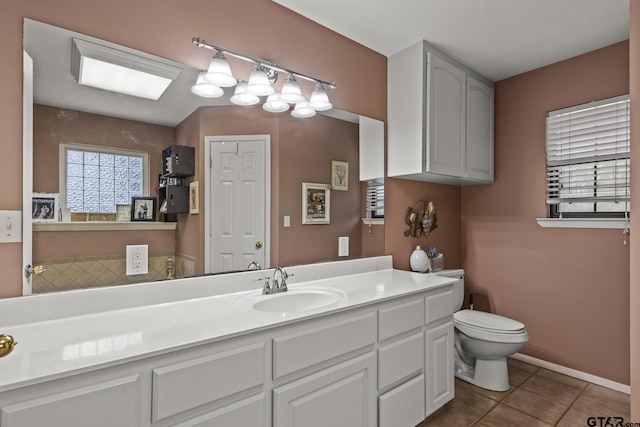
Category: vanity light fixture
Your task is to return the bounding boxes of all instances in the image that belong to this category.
[71,38,182,100]
[192,37,336,117]
[190,71,224,98]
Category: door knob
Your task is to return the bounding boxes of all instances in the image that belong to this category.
[0,334,17,358]
[24,264,45,278]
[255,241,263,249]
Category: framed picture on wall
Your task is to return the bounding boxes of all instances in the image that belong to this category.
[331,160,349,191]
[32,193,59,222]
[131,197,156,221]
[189,181,199,214]
[302,182,330,225]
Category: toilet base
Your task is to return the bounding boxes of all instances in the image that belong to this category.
[454,355,510,392]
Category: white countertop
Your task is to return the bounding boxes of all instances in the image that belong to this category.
[0,258,456,392]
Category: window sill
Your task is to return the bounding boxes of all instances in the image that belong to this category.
[361,218,384,226]
[536,218,627,229]
[33,222,177,232]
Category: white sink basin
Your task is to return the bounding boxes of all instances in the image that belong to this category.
[237,287,347,313]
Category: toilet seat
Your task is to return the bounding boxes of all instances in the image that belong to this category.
[454,310,528,344]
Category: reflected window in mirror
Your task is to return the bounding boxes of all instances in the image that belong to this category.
[61,143,149,214]
[366,181,384,219]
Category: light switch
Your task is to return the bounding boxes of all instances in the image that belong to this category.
[0,211,22,243]
[284,215,290,228]
[338,236,349,257]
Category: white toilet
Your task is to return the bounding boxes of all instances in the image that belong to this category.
[435,270,529,392]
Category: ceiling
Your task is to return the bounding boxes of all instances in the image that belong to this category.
[272,0,630,82]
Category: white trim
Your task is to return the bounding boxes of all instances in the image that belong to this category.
[23,51,34,296]
[536,218,627,229]
[33,222,176,232]
[511,352,630,394]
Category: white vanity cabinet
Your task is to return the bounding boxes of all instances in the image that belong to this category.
[388,40,494,185]
[0,283,455,427]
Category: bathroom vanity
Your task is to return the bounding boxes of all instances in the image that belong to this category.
[0,257,455,427]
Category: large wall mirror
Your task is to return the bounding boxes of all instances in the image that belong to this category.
[23,19,384,295]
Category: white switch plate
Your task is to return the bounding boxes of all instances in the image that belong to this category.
[0,211,22,243]
[284,215,290,228]
[338,236,349,257]
[126,244,148,275]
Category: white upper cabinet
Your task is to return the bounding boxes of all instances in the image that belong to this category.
[388,40,494,185]
[359,116,385,181]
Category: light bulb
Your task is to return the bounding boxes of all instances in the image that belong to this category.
[309,83,332,111]
[263,91,290,113]
[279,74,305,103]
[191,72,224,98]
[230,81,259,106]
[203,52,237,87]
[291,101,316,118]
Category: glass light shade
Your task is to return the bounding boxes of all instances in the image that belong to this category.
[309,83,332,111]
[279,74,305,103]
[263,92,290,113]
[291,101,316,118]
[191,72,224,98]
[246,67,275,96]
[230,81,260,106]
[203,52,237,87]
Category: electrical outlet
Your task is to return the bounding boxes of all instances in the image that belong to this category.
[126,244,148,275]
[338,236,349,257]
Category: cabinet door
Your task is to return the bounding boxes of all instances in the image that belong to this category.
[466,75,494,182]
[425,320,454,416]
[273,353,375,427]
[426,52,466,177]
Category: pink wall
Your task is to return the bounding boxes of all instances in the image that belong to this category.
[462,41,631,384]
[629,1,640,418]
[0,0,386,297]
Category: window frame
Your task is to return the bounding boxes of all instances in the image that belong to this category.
[365,180,384,219]
[59,142,150,214]
[545,94,630,220]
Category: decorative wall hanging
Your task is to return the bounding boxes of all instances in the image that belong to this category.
[189,181,199,214]
[302,182,331,224]
[331,160,349,191]
[404,200,438,237]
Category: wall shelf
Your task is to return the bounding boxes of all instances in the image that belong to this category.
[33,222,177,232]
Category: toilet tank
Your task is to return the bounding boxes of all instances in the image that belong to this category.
[432,269,464,311]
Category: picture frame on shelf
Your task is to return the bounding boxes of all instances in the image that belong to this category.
[331,160,349,191]
[32,193,59,222]
[131,197,156,222]
[116,204,131,222]
[302,182,330,225]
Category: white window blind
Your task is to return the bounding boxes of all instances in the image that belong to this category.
[366,181,384,218]
[545,94,630,217]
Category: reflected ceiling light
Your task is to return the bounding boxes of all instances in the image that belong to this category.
[230,81,260,106]
[71,38,181,100]
[309,83,333,111]
[192,37,336,117]
[291,101,316,118]
[246,64,275,96]
[191,71,224,98]
[279,74,305,104]
[203,52,237,87]
[263,91,290,113]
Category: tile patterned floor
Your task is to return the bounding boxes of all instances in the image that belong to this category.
[418,358,631,427]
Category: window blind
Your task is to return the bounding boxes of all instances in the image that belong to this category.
[545,94,630,216]
[365,181,384,218]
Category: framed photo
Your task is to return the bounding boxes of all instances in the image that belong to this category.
[32,193,59,222]
[116,204,131,222]
[331,160,349,191]
[302,182,330,225]
[189,181,199,214]
[131,197,156,221]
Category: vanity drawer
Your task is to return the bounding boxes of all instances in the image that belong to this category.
[378,332,424,390]
[151,342,265,422]
[272,313,375,380]
[378,374,425,427]
[424,289,453,325]
[377,298,424,342]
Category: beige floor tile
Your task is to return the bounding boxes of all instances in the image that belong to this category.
[447,381,497,421]
[417,402,477,427]
[455,377,512,402]
[534,368,588,390]
[508,365,534,387]
[571,384,630,421]
[507,357,540,374]
[476,404,552,427]
[502,387,570,424]
[556,407,593,427]
[520,373,583,404]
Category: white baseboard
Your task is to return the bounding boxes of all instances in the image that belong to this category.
[511,353,630,395]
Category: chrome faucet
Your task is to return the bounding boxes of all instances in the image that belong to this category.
[258,267,293,295]
[247,261,261,271]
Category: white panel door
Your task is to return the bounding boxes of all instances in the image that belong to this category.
[425,320,454,416]
[22,51,33,296]
[210,138,267,273]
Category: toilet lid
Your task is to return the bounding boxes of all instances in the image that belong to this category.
[455,309,524,333]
